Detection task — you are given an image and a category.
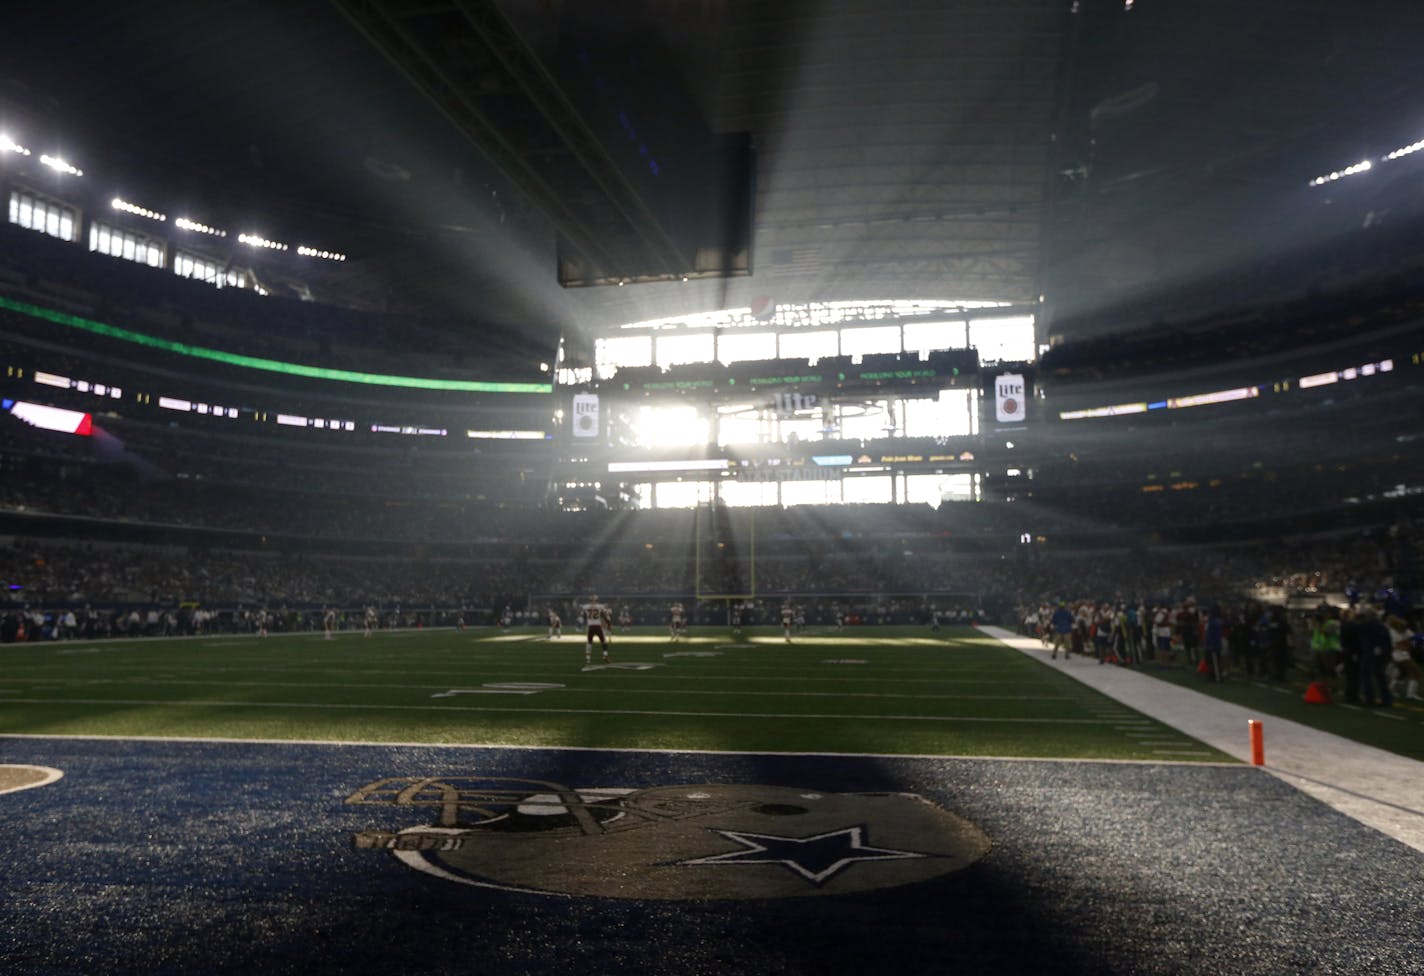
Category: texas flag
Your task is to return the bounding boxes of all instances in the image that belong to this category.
[4,399,93,435]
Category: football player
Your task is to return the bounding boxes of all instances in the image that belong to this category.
[581,595,611,665]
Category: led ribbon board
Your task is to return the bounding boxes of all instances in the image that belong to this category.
[1059,386,1259,421]
[0,295,551,394]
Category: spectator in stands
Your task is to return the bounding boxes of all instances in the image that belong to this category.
[1177,599,1201,669]
[1264,606,1294,682]
[1337,607,1361,704]
[1202,605,1224,682]
[1383,615,1423,701]
[1308,614,1341,686]
[1049,601,1073,659]
[1152,604,1174,665]
[1356,607,1394,707]
[1093,603,1115,664]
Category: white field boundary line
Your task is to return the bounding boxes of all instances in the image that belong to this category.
[978,624,1424,854]
[0,731,1241,767]
[4,626,482,650]
[0,667,1041,686]
[0,659,1097,677]
[0,696,1130,724]
[9,628,985,651]
[0,678,1078,703]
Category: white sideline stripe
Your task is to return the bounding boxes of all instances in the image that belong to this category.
[0,697,1130,724]
[0,731,1241,767]
[978,624,1424,854]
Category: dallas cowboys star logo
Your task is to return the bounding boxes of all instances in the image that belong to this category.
[679,824,930,885]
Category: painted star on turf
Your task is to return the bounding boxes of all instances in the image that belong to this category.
[680,824,930,885]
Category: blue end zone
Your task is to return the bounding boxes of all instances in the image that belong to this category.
[0,736,1420,975]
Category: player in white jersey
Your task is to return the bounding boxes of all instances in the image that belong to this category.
[547,608,562,639]
[323,607,337,640]
[781,603,795,643]
[363,606,377,637]
[256,609,269,638]
[581,596,612,665]
[669,602,685,641]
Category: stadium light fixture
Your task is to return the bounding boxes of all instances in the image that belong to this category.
[39,154,82,176]
[1308,159,1371,187]
[1383,138,1424,161]
[112,197,166,222]
[296,245,346,262]
[238,233,288,251]
[1,134,31,156]
[174,216,227,237]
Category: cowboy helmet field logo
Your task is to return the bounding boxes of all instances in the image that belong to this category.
[348,775,990,899]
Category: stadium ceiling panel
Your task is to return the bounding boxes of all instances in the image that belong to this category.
[716,0,1062,301]
[0,0,1067,340]
[329,0,714,288]
[9,0,1424,350]
[1039,0,1424,337]
[570,0,1065,330]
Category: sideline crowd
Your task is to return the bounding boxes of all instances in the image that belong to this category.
[1020,588,1423,709]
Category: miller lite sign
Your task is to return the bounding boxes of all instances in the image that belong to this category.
[994,373,1026,424]
[771,392,818,417]
[571,393,600,439]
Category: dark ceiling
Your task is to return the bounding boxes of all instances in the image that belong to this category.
[3,0,1423,357]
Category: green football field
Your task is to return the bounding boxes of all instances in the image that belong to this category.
[0,625,1234,760]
